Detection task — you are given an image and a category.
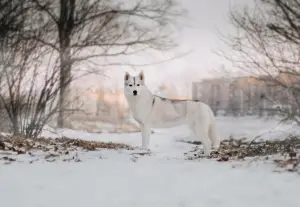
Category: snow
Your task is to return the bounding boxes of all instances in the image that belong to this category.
[1,116,300,207]
[1,158,300,207]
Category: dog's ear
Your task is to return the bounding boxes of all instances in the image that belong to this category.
[124,72,130,81]
[139,70,144,81]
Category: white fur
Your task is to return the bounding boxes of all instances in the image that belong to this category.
[124,71,220,156]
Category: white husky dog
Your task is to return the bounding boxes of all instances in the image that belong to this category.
[124,71,220,156]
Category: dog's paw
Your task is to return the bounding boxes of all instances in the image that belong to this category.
[202,150,211,157]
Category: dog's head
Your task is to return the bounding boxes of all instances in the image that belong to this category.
[124,71,145,97]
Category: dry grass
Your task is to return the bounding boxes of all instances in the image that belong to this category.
[2,134,300,174]
[184,136,300,160]
[184,136,300,173]
[0,135,133,151]
[0,134,134,164]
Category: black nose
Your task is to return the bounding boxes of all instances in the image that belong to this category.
[133,90,137,95]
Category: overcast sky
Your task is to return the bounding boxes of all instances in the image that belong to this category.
[80,0,254,96]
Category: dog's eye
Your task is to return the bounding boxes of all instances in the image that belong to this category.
[129,84,132,87]
[137,84,140,86]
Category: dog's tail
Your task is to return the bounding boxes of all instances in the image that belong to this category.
[208,113,220,149]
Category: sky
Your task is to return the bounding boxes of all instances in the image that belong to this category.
[78,0,254,96]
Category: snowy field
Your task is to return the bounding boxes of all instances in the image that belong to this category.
[1,116,300,207]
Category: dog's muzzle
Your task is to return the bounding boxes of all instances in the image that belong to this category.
[133,90,137,96]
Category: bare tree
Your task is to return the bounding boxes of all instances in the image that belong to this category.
[0,41,83,138]
[218,0,300,124]
[0,0,83,137]
[0,0,31,134]
[23,0,185,128]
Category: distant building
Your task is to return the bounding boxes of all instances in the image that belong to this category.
[192,75,294,116]
[192,77,232,114]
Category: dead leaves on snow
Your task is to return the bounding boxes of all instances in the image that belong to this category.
[184,136,300,174]
[1,133,300,174]
[0,134,133,164]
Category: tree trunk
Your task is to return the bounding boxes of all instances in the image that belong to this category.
[11,116,19,135]
[57,54,71,128]
[57,0,75,128]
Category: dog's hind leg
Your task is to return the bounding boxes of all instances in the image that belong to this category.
[208,121,220,150]
[193,121,212,156]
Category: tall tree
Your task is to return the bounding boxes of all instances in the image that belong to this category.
[0,0,64,137]
[27,0,184,128]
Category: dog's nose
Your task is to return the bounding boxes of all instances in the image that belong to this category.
[133,90,137,95]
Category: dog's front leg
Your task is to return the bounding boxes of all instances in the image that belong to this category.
[140,124,151,149]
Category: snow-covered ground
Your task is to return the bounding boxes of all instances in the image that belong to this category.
[1,116,300,207]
